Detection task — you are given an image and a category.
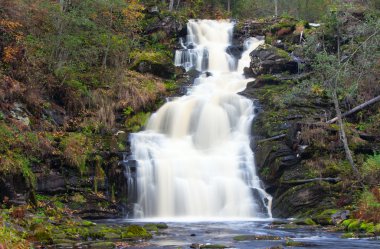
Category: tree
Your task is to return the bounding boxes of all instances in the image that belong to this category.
[274,0,278,16]
[305,3,380,179]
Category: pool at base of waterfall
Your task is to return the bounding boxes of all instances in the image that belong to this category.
[96,219,379,249]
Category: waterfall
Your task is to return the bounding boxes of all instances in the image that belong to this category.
[128,19,272,219]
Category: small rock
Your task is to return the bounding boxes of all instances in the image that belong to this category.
[331,210,350,225]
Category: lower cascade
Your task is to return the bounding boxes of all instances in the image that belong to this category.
[128,19,272,219]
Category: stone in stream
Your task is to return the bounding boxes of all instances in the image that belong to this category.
[191,243,229,249]
[233,234,282,241]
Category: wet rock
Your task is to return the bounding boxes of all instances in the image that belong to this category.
[191,243,202,249]
[201,244,229,248]
[244,44,298,77]
[36,172,66,194]
[233,235,282,241]
[90,242,116,248]
[42,105,66,126]
[226,45,243,60]
[331,210,350,225]
[0,174,32,206]
[135,60,176,79]
[233,19,277,44]
[10,102,30,126]
[285,239,315,247]
[146,16,186,38]
[272,182,329,218]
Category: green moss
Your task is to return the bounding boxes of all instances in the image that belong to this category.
[201,245,228,248]
[276,48,291,60]
[164,80,178,91]
[156,223,168,229]
[33,225,53,243]
[373,223,380,234]
[341,232,357,238]
[143,224,159,232]
[270,20,296,33]
[90,242,116,248]
[82,220,96,227]
[305,218,317,226]
[125,112,151,132]
[347,220,362,232]
[122,225,151,239]
[342,219,353,228]
[360,222,375,233]
[130,50,172,68]
[285,239,308,247]
[60,133,93,174]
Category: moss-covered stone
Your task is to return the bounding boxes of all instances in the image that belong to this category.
[347,220,362,232]
[341,232,357,238]
[285,239,310,247]
[201,244,228,248]
[90,241,116,248]
[121,225,152,240]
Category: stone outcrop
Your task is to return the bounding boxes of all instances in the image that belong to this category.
[244,44,299,77]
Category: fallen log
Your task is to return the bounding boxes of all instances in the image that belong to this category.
[327,95,380,124]
[257,134,286,143]
[283,177,341,185]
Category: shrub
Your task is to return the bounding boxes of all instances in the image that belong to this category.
[60,133,93,174]
[361,154,380,185]
[354,187,380,223]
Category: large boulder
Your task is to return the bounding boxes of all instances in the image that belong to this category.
[244,44,299,77]
[131,51,175,79]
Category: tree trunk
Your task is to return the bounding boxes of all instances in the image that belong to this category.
[331,87,361,177]
[102,5,113,69]
[169,0,174,11]
[227,0,231,12]
[327,95,380,123]
[274,0,278,17]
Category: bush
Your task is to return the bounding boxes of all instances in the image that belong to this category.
[361,154,380,185]
[60,133,93,174]
[354,187,380,223]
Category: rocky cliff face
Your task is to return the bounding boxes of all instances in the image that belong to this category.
[238,18,378,219]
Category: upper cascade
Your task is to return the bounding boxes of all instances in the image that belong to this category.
[128,19,272,220]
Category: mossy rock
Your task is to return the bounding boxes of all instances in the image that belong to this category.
[31,224,53,243]
[341,232,357,239]
[285,239,312,247]
[104,232,121,240]
[122,225,152,240]
[52,232,67,240]
[82,220,96,227]
[53,239,76,245]
[341,219,353,228]
[143,223,167,232]
[313,209,338,225]
[156,222,168,229]
[347,220,362,232]
[374,224,380,235]
[294,218,317,226]
[90,241,116,248]
[201,244,228,248]
[234,235,282,241]
[360,222,375,233]
[144,223,159,232]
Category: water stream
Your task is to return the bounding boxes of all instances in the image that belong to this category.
[128,19,271,220]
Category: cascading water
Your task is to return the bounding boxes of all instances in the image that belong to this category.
[128,19,272,219]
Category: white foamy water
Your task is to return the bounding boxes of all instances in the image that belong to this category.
[129,19,272,219]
